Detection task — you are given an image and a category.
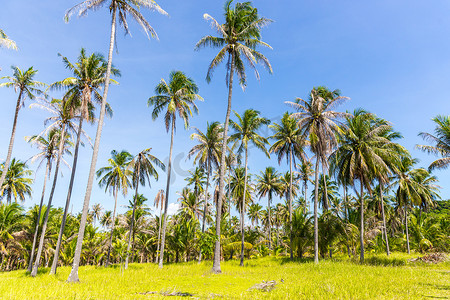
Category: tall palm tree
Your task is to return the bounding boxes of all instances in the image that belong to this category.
[185,168,206,201]
[65,0,167,283]
[91,203,103,227]
[247,203,262,226]
[417,115,450,171]
[196,0,272,273]
[148,70,202,268]
[286,87,349,263]
[330,109,398,263]
[50,49,119,275]
[229,109,269,265]
[0,66,45,190]
[0,29,17,50]
[96,150,133,267]
[269,111,306,260]
[256,167,282,250]
[297,160,313,214]
[153,189,165,263]
[188,121,223,262]
[125,148,164,269]
[31,98,75,277]
[0,159,33,204]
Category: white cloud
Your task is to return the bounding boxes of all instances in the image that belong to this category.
[166,203,179,216]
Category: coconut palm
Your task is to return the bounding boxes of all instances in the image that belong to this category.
[96,150,133,267]
[0,66,45,190]
[0,29,17,50]
[65,0,167,283]
[297,160,313,214]
[269,111,306,259]
[91,204,103,227]
[125,148,164,269]
[256,167,282,250]
[247,203,263,226]
[0,159,32,204]
[417,115,450,171]
[196,0,273,273]
[286,87,349,263]
[148,70,202,268]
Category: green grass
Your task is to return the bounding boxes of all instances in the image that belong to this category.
[1,253,449,299]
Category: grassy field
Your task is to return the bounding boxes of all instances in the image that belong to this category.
[0,253,448,299]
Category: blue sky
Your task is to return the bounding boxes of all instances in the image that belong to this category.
[1,0,449,216]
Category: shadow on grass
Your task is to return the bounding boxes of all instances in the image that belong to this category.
[421,283,450,298]
[356,256,407,267]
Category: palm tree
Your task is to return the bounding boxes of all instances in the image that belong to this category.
[269,111,306,260]
[247,203,262,226]
[185,168,206,200]
[196,0,273,273]
[96,150,133,267]
[188,121,223,262]
[125,148,164,269]
[228,166,253,266]
[0,29,17,50]
[297,160,313,214]
[417,115,450,171]
[330,109,398,263]
[286,87,349,263]
[0,66,45,190]
[154,189,165,263]
[0,159,33,204]
[65,0,167,283]
[148,70,202,268]
[256,167,282,250]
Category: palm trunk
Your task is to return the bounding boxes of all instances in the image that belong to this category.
[227,167,232,224]
[125,162,140,269]
[31,123,66,277]
[379,182,390,256]
[67,5,116,283]
[268,195,272,250]
[289,148,294,260]
[359,179,365,263]
[0,89,24,193]
[304,179,308,214]
[159,118,175,268]
[198,159,211,263]
[212,50,235,274]
[27,158,50,272]
[105,188,118,267]
[50,117,84,275]
[155,202,163,263]
[322,165,328,211]
[343,185,351,258]
[240,148,248,266]
[313,156,320,264]
[405,205,410,254]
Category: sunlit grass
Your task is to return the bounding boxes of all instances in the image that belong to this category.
[0,252,448,299]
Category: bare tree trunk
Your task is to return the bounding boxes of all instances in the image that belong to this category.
[212,51,235,274]
[0,90,23,192]
[343,185,351,258]
[198,159,210,263]
[125,162,140,269]
[268,195,272,250]
[31,123,66,277]
[155,202,163,263]
[289,148,294,260]
[359,179,365,263]
[379,183,390,256]
[50,117,84,275]
[67,5,116,283]
[240,148,248,266]
[304,179,308,214]
[322,164,328,211]
[227,167,232,224]
[28,158,50,272]
[405,205,410,254]
[313,156,319,264]
[159,118,175,268]
[105,188,118,267]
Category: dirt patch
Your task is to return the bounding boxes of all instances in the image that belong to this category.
[408,253,448,264]
[248,280,277,292]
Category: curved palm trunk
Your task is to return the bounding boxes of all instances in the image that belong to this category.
[405,205,410,254]
[289,148,293,260]
[105,188,118,267]
[212,51,235,274]
[159,118,175,268]
[0,89,23,192]
[50,117,84,275]
[198,160,211,263]
[31,123,66,277]
[27,159,50,272]
[379,183,390,256]
[313,156,320,263]
[67,6,117,283]
[359,179,365,263]
[240,148,248,266]
[125,163,140,269]
[155,203,163,263]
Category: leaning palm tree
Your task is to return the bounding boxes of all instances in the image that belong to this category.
[125,148,164,269]
[196,0,273,273]
[96,150,133,267]
[0,29,17,50]
[65,0,167,283]
[256,167,282,250]
[229,109,270,265]
[148,70,202,268]
[417,115,450,171]
[0,159,33,204]
[286,87,349,263]
[0,66,45,190]
[269,111,306,260]
[188,121,223,262]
